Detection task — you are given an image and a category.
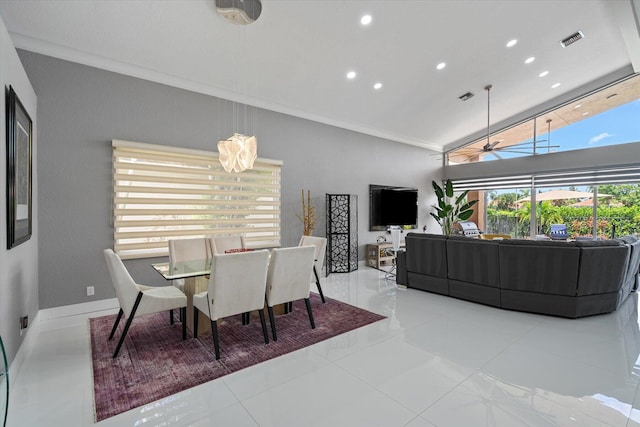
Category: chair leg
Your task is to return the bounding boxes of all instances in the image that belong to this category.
[113,292,143,358]
[211,320,220,360]
[242,312,250,325]
[181,307,186,340]
[284,301,292,313]
[108,309,124,341]
[267,305,277,341]
[170,309,174,325]
[193,307,199,338]
[313,266,326,303]
[304,298,316,329]
[258,309,269,344]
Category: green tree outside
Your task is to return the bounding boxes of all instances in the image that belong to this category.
[485,184,640,238]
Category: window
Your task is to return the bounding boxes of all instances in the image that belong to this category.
[452,166,640,239]
[113,140,282,259]
[447,74,640,164]
[484,187,530,239]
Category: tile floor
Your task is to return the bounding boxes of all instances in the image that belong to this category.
[7,267,640,426]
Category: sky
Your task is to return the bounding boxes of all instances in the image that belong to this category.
[551,99,640,151]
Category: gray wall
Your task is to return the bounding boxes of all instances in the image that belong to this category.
[1,19,39,365]
[17,50,442,310]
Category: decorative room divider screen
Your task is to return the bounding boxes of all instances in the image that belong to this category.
[326,194,358,274]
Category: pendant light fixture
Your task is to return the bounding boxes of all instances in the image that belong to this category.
[216,0,261,173]
[218,133,257,173]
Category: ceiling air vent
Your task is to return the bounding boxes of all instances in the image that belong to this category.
[560,31,584,48]
[459,92,474,101]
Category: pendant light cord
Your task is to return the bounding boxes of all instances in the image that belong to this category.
[485,85,492,148]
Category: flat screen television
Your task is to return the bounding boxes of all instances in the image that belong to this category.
[369,185,418,231]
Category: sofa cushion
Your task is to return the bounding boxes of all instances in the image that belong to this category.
[576,244,628,296]
[499,239,580,295]
[405,233,448,278]
[446,236,500,287]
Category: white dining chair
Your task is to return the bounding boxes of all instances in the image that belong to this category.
[209,235,246,255]
[298,235,327,303]
[265,246,317,341]
[192,250,270,360]
[168,238,212,291]
[104,249,187,358]
[209,235,253,323]
[168,237,211,323]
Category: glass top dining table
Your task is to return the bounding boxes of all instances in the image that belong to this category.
[151,259,212,280]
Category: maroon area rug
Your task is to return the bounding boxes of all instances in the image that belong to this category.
[90,294,385,421]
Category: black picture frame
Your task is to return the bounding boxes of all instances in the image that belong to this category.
[6,85,33,249]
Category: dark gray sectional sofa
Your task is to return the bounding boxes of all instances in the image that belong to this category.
[397,233,640,318]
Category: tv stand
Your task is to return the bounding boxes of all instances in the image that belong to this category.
[366,242,405,269]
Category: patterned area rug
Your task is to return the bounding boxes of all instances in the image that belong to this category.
[90,294,385,421]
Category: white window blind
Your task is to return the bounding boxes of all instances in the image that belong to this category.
[450,175,533,191]
[534,166,640,188]
[113,140,282,259]
[451,165,640,192]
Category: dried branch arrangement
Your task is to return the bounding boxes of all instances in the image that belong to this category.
[297,189,318,236]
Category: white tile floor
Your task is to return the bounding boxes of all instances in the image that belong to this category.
[7,267,640,426]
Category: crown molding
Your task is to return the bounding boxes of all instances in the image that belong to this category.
[10,32,440,152]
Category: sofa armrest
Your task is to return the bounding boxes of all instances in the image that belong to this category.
[616,237,640,292]
[575,240,629,295]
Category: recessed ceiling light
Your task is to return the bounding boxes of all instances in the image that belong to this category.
[582,111,590,116]
[373,82,382,90]
[539,71,549,77]
[525,57,535,64]
[574,104,582,109]
[506,39,518,48]
[360,14,372,25]
[551,83,561,88]
[346,71,356,79]
[436,62,446,70]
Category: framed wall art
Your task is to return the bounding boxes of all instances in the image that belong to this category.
[6,85,33,249]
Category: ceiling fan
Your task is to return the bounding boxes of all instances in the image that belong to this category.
[454,86,559,160]
[460,135,557,159]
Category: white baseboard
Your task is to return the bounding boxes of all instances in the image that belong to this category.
[38,298,119,321]
[8,298,119,381]
[8,310,40,385]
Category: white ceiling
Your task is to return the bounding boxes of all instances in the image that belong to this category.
[1,0,639,152]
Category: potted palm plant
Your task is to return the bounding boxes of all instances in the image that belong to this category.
[430,179,478,235]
